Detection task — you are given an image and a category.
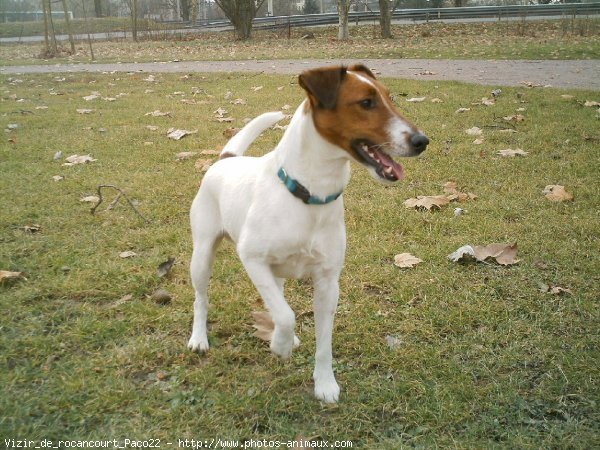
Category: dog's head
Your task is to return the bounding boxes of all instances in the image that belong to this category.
[299,65,428,184]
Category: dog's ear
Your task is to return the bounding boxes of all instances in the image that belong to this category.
[348,64,377,80]
[299,66,347,110]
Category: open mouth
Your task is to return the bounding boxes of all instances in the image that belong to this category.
[352,139,404,182]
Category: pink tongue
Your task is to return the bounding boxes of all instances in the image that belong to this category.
[376,151,404,180]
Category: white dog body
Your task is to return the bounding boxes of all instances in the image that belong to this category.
[188,65,428,403]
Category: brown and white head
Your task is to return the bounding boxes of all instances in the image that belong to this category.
[299,64,428,184]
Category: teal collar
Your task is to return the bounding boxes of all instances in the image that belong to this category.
[277,167,342,205]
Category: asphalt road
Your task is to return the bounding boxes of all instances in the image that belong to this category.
[2,59,599,90]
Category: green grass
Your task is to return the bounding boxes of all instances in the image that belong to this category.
[1,19,599,66]
[1,71,599,448]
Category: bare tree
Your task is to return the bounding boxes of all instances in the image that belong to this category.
[94,0,104,17]
[125,0,139,41]
[60,0,75,53]
[379,0,392,39]
[337,0,350,40]
[41,0,58,57]
[214,0,266,40]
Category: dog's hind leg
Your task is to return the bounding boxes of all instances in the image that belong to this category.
[188,193,222,353]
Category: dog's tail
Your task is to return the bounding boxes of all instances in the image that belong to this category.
[219,111,286,159]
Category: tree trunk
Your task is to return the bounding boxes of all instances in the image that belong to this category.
[379,0,392,39]
[337,0,349,40]
[42,0,50,54]
[215,0,265,41]
[60,0,75,53]
[94,0,103,17]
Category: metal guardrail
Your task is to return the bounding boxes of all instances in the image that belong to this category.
[185,3,600,31]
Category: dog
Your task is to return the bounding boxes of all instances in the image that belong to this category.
[188,64,428,403]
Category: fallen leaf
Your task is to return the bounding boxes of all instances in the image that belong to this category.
[80,195,100,203]
[473,138,484,145]
[443,182,478,202]
[195,159,213,172]
[52,175,64,182]
[20,224,41,233]
[404,195,450,210]
[543,185,573,202]
[175,151,198,160]
[146,125,159,131]
[200,150,221,156]
[473,243,520,266]
[150,289,172,305]
[167,128,197,140]
[430,98,443,103]
[119,251,137,258]
[216,117,234,123]
[83,93,100,101]
[448,243,520,265]
[0,270,27,283]
[480,97,496,106]
[465,127,483,136]
[157,257,176,278]
[584,100,600,107]
[144,110,171,117]
[76,108,94,114]
[539,283,572,295]
[497,149,529,157]
[53,151,63,160]
[213,107,228,117]
[406,97,426,103]
[252,311,274,342]
[503,114,526,122]
[63,154,96,166]
[251,86,263,92]
[231,98,247,105]
[393,253,423,268]
[223,127,240,138]
[455,107,471,113]
[561,94,574,100]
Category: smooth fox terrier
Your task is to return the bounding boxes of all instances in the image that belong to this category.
[188,64,428,403]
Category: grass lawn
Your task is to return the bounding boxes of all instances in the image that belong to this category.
[1,70,599,448]
[0,19,599,66]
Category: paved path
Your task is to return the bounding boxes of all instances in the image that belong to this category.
[2,59,599,90]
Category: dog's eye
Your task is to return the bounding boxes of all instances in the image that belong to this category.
[359,98,375,110]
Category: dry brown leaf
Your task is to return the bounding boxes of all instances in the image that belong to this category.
[251,86,263,92]
[252,311,274,342]
[497,149,529,157]
[200,150,221,156]
[167,129,198,140]
[539,284,572,296]
[64,154,96,166]
[145,110,171,117]
[80,195,100,203]
[393,253,423,268]
[503,114,526,122]
[403,195,450,211]
[406,97,426,103]
[0,270,27,282]
[195,159,213,172]
[473,243,520,266]
[543,185,574,202]
[584,100,600,107]
[76,108,94,114]
[175,151,198,161]
[456,107,471,113]
[20,224,41,233]
[223,127,241,138]
[443,182,478,202]
[119,251,137,258]
[465,127,483,136]
[448,243,520,265]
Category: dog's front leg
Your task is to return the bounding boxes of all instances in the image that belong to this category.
[312,273,341,403]
[241,258,296,359]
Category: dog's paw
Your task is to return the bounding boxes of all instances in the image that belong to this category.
[293,335,301,348]
[187,335,209,353]
[270,338,293,359]
[314,378,340,404]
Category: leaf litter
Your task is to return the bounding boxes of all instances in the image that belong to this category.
[448,243,520,266]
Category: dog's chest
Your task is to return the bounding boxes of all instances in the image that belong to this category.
[265,209,344,279]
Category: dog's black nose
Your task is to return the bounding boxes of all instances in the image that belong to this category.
[410,133,429,154]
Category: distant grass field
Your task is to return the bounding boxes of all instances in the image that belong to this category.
[0,18,599,65]
[1,71,599,448]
